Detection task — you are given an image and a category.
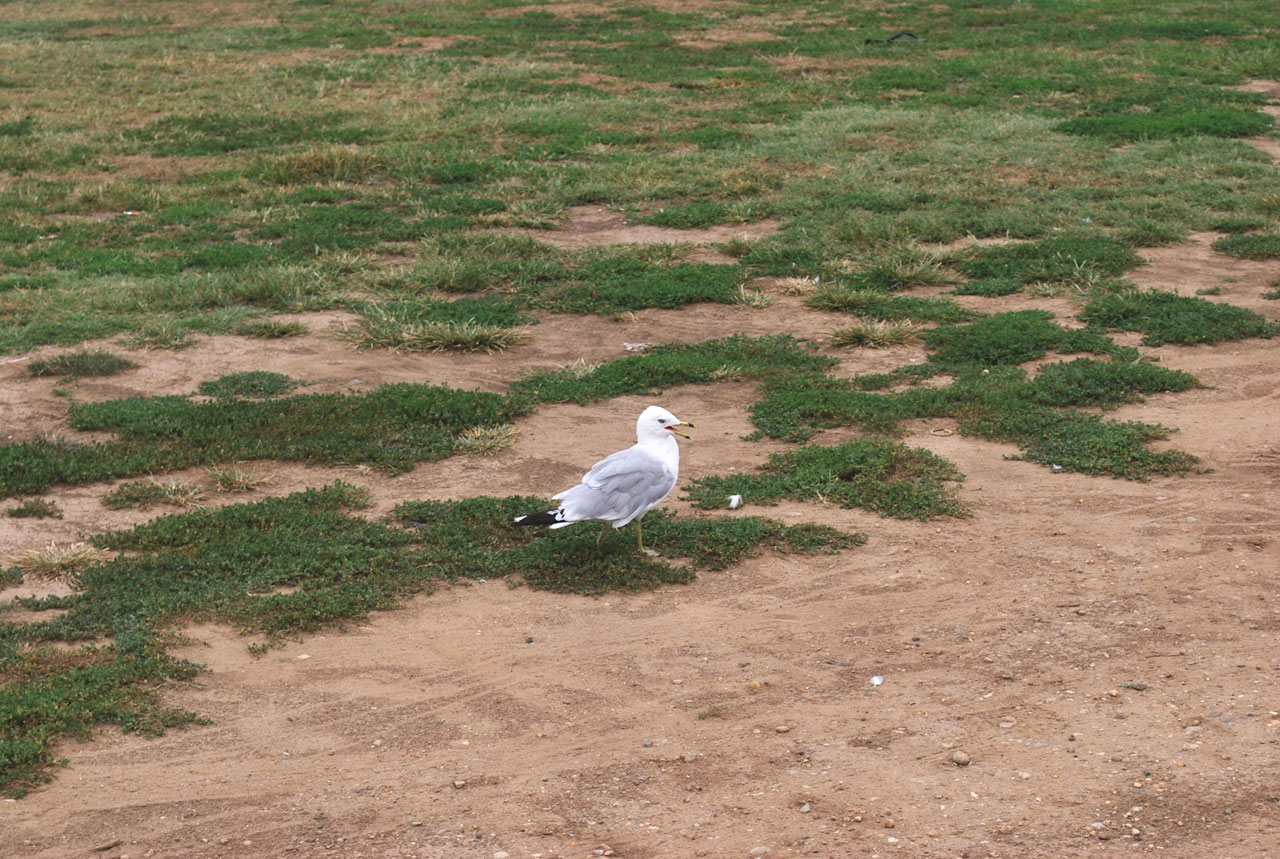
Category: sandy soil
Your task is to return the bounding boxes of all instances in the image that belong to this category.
[2,230,1279,859]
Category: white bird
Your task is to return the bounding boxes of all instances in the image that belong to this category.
[513,406,695,553]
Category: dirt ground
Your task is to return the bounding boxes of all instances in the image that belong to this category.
[2,228,1279,859]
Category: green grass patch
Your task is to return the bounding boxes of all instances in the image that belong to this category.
[1211,233,1280,260]
[1,483,857,795]
[5,499,61,519]
[1056,109,1273,143]
[27,350,137,378]
[685,438,967,520]
[806,285,978,323]
[953,277,1022,297]
[197,371,301,399]
[0,384,527,497]
[542,258,743,314]
[923,310,1130,368]
[510,334,835,405]
[1081,290,1278,346]
[958,238,1143,287]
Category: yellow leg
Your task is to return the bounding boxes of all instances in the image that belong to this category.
[636,520,644,552]
[597,522,611,546]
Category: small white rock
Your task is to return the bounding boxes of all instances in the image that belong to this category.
[728,494,742,509]
[870,675,884,686]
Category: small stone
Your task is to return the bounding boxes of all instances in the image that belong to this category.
[775,725,791,733]
[1107,689,1120,698]
[643,739,653,747]
[242,842,252,847]
[682,753,696,763]
[525,637,533,644]
[749,847,771,856]
[410,822,422,827]
[951,750,971,766]
[94,842,123,853]
[999,673,1014,681]
[883,818,895,829]
[453,780,467,789]
[927,830,940,837]
[999,721,1015,728]
[998,824,1013,835]
[886,836,899,844]
[799,802,811,813]
[494,852,510,859]
[1130,682,1147,691]
[1018,771,1031,780]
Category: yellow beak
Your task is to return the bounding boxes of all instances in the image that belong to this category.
[668,421,694,440]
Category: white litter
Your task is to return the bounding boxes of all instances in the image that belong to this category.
[728,494,742,509]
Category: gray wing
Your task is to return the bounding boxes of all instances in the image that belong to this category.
[552,448,674,526]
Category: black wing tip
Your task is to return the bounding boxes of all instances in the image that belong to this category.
[513,510,560,527]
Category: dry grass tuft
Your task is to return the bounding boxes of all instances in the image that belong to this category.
[344,309,531,353]
[730,285,773,308]
[454,424,520,455]
[206,464,271,493]
[775,276,819,296]
[828,320,925,348]
[14,542,111,583]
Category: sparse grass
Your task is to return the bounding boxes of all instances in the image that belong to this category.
[1194,286,1223,296]
[685,438,967,520]
[231,320,308,339]
[748,310,1198,480]
[1211,234,1280,260]
[102,477,205,511]
[828,320,924,348]
[12,542,110,583]
[1262,288,1280,300]
[346,316,532,353]
[198,371,301,399]
[805,285,977,323]
[0,484,857,795]
[454,425,519,455]
[1081,290,1278,346]
[5,499,61,519]
[205,464,269,493]
[342,298,534,352]
[118,325,197,351]
[27,350,137,379]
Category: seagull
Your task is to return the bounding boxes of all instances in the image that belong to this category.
[513,406,694,553]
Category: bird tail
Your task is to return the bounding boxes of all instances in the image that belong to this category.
[512,510,562,527]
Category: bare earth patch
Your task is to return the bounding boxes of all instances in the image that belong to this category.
[3,243,1280,858]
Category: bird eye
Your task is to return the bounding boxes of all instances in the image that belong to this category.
[657,419,666,424]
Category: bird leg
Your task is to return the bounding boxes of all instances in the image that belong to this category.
[636,521,659,557]
[597,522,611,547]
